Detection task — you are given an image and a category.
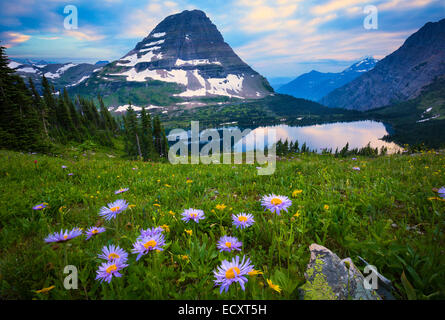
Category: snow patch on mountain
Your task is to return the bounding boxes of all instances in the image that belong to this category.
[110,68,189,85]
[44,63,77,79]
[110,63,246,99]
[139,46,162,53]
[175,58,222,66]
[67,75,90,87]
[17,67,38,73]
[152,32,166,38]
[417,114,440,122]
[8,61,22,69]
[116,50,163,67]
[175,73,245,98]
[143,39,165,47]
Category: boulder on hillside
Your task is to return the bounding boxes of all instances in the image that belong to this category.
[299,243,382,300]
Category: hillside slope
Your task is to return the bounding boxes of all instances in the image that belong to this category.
[321,18,445,110]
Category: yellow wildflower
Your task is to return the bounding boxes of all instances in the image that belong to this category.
[169,210,176,216]
[215,204,227,211]
[160,224,170,232]
[324,205,329,210]
[292,189,303,197]
[129,204,136,208]
[186,180,193,184]
[35,285,55,294]
[185,229,192,236]
[153,203,161,207]
[293,211,301,218]
[266,279,282,293]
[248,270,263,276]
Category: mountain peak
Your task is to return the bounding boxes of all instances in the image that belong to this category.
[85,9,272,101]
[343,56,378,73]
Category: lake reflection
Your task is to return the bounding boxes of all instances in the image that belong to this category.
[233,121,402,154]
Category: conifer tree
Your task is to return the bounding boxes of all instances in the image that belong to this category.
[41,75,57,128]
[124,104,142,159]
[0,45,47,151]
[140,107,155,160]
[153,115,162,155]
[28,77,49,139]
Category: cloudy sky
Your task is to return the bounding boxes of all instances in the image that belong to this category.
[1,0,444,78]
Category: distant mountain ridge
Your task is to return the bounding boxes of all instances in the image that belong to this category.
[321,18,445,110]
[277,56,378,101]
[7,59,102,93]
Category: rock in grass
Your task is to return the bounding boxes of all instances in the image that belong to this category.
[299,244,382,300]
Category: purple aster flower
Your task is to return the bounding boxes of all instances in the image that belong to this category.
[352,167,360,171]
[261,194,292,215]
[98,244,128,263]
[138,226,164,240]
[213,255,254,294]
[114,188,129,195]
[217,236,242,252]
[232,213,255,229]
[61,165,67,169]
[95,259,128,283]
[85,226,106,240]
[33,202,48,210]
[68,173,73,176]
[352,157,357,161]
[132,233,166,261]
[181,208,205,223]
[44,228,82,243]
[99,199,129,221]
[438,187,445,198]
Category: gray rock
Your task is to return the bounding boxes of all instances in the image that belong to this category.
[299,244,382,300]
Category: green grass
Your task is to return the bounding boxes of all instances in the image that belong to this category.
[0,147,444,300]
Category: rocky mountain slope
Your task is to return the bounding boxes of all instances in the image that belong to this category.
[71,10,273,108]
[277,56,377,101]
[321,18,445,111]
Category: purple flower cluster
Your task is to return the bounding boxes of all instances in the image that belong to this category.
[132,227,166,261]
[261,194,292,215]
[99,199,129,221]
[181,208,205,223]
[95,245,129,283]
[213,255,254,293]
[232,213,255,229]
[217,236,242,252]
[85,226,106,240]
[44,228,82,243]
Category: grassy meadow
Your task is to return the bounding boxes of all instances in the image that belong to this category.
[0,146,444,300]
